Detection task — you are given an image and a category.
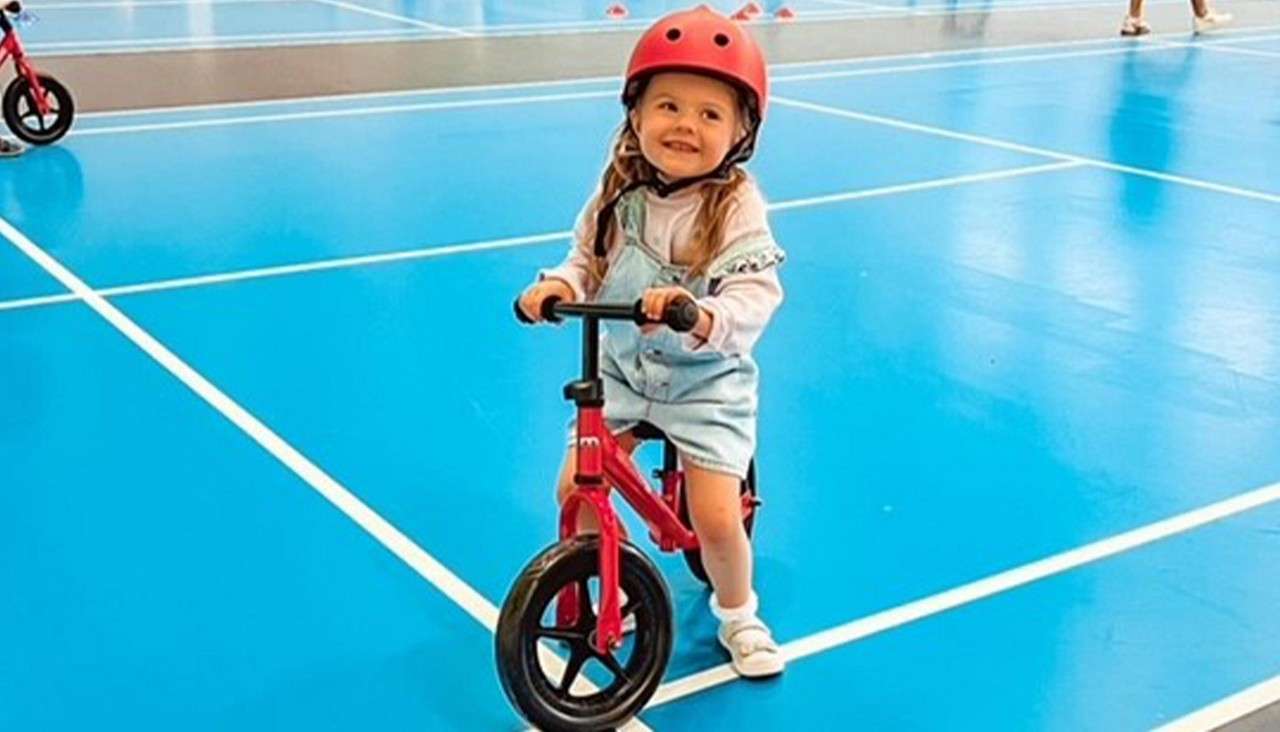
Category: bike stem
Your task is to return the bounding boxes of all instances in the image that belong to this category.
[556,314,625,652]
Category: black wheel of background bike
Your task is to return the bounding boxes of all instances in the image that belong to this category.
[3,73,74,145]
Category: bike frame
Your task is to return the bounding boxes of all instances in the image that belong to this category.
[553,309,700,654]
[0,11,52,116]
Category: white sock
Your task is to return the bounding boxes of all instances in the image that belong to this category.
[710,591,759,623]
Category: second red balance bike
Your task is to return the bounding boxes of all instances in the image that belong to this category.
[1,1,74,144]
[497,295,760,731]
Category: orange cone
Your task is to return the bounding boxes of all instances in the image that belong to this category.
[775,5,796,20]
[605,3,628,19]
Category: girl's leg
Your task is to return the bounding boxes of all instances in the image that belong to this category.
[683,461,753,607]
[684,459,785,677]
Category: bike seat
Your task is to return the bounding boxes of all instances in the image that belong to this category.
[630,421,668,442]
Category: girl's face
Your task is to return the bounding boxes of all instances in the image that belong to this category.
[630,72,745,180]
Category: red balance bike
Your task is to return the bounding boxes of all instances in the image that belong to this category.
[1,1,74,144]
[497,295,759,731]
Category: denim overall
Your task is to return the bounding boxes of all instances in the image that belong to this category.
[586,189,784,479]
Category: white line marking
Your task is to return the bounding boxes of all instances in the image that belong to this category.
[29,26,434,52]
[67,30,1280,134]
[0,212,653,732]
[0,213,500,625]
[1154,672,1280,732]
[30,0,293,8]
[647,481,1280,709]
[772,96,1280,205]
[1163,38,1280,58]
[769,160,1084,210]
[306,0,471,36]
[70,36,1280,136]
[71,89,618,136]
[69,24,1280,120]
[28,0,1277,55]
[0,292,80,311]
[0,162,1076,313]
[773,31,1280,82]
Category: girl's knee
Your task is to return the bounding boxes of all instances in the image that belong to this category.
[685,462,747,547]
[692,502,744,547]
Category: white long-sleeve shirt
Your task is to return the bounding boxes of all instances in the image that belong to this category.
[540,179,784,356]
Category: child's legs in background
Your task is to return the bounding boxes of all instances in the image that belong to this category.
[683,459,753,609]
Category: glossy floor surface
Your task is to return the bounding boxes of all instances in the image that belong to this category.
[2,9,1280,732]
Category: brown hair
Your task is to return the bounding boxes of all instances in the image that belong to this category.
[582,93,752,287]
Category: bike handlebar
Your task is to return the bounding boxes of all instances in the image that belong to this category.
[514,295,700,333]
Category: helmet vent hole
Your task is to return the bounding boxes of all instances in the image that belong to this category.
[713,33,731,47]
[665,27,682,41]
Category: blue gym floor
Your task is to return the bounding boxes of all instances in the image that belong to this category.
[4,26,1280,732]
[16,0,1216,53]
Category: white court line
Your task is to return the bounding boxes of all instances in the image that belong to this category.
[0,214,500,632]
[647,480,1280,710]
[71,89,618,136]
[788,0,1228,18]
[770,160,1082,210]
[75,38,1129,120]
[68,30,1280,134]
[29,26,432,52]
[810,0,910,13]
[29,0,1272,54]
[29,0,292,7]
[305,0,471,36]
[772,30,1280,82]
[0,211,651,731]
[0,162,1076,314]
[772,96,1280,205]
[1155,672,1280,732]
[0,231,574,312]
[72,23,1280,120]
[1166,38,1280,59]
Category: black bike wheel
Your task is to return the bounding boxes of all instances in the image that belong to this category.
[3,74,75,145]
[495,535,673,732]
[678,459,758,584]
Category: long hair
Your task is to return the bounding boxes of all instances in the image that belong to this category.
[582,97,753,287]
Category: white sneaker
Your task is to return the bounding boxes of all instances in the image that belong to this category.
[718,616,785,677]
[1193,9,1232,33]
[1120,14,1150,35]
[0,137,25,158]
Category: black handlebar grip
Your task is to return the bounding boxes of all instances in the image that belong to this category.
[513,297,534,324]
[664,296,701,333]
[512,295,564,324]
[541,296,563,323]
[630,296,700,332]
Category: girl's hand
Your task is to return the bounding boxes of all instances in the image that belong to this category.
[518,279,575,323]
[640,286,709,335]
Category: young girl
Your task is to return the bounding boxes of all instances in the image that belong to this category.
[517,6,786,678]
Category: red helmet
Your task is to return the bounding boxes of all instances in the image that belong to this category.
[623,5,768,123]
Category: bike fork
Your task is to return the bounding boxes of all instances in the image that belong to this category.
[559,488,624,653]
